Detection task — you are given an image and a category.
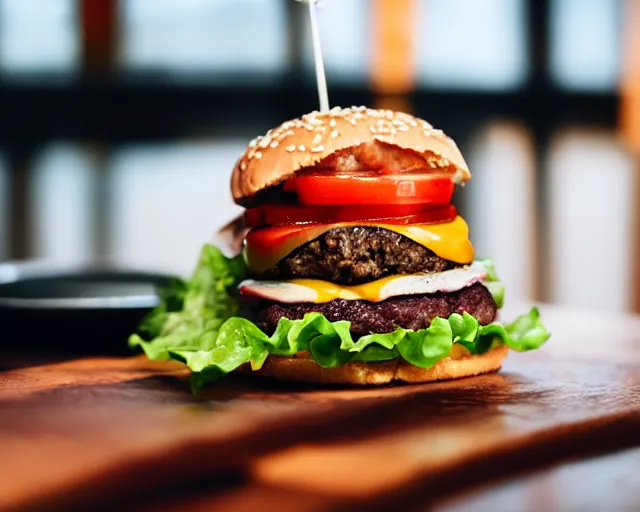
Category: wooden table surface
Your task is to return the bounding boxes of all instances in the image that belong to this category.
[1,303,639,512]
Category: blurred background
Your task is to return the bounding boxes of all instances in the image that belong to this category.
[0,0,638,313]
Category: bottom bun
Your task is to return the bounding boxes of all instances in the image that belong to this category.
[239,345,509,385]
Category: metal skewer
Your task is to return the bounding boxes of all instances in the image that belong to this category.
[296,0,330,112]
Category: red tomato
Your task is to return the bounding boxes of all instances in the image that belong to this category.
[244,224,309,255]
[281,178,297,193]
[289,174,455,205]
[243,208,459,274]
[243,207,264,227]
[244,204,457,227]
[244,224,319,274]
[388,206,457,225]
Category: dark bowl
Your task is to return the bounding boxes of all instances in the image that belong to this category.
[0,260,176,356]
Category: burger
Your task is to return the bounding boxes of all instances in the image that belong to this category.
[130,107,550,390]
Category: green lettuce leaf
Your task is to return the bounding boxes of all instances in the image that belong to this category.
[129,244,247,359]
[476,258,505,307]
[129,244,550,390]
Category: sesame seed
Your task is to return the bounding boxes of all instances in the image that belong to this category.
[258,137,271,148]
[312,134,322,146]
[240,161,247,171]
[331,129,339,138]
[370,126,378,134]
[397,125,409,131]
[409,120,418,127]
[254,151,262,159]
[349,119,357,126]
[304,124,314,131]
[311,145,324,153]
[329,119,337,127]
[249,138,258,148]
[298,144,306,151]
[270,141,279,148]
[285,145,296,152]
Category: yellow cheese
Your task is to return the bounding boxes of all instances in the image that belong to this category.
[265,259,485,303]
[380,216,474,265]
[287,274,406,303]
[245,216,474,274]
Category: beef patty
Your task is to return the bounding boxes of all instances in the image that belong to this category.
[258,283,496,337]
[261,226,460,285]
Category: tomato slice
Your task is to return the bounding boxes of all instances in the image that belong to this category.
[289,174,455,206]
[244,204,456,227]
[243,207,264,227]
[245,224,308,257]
[244,211,462,274]
[389,206,457,225]
[244,224,317,274]
[281,178,297,193]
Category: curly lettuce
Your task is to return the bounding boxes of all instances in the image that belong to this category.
[129,245,550,391]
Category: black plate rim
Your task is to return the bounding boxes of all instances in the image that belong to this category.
[0,259,175,311]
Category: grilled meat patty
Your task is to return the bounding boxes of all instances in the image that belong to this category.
[261,226,461,285]
[258,283,497,337]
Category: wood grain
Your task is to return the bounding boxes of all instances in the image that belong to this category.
[251,358,640,508]
[0,304,639,511]
[433,447,640,512]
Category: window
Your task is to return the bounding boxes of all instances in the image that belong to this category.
[548,129,634,311]
[415,0,528,90]
[30,145,97,262]
[550,0,621,91]
[119,0,286,80]
[465,121,536,302]
[301,0,369,84]
[108,141,245,275]
[0,0,78,74]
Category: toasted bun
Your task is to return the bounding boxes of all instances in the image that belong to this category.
[231,106,470,204]
[238,345,508,385]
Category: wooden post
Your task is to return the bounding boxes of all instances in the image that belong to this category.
[79,0,116,256]
[620,0,640,313]
[80,0,116,76]
[8,149,33,260]
[370,0,416,112]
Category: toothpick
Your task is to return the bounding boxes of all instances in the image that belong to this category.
[297,0,330,112]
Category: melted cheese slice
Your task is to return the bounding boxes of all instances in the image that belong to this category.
[245,216,474,274]
[380,216,473,265]
[239,262,487,304]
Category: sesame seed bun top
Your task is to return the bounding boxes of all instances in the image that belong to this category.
[230,106,471,205]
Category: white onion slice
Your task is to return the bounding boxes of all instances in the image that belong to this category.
[239,261,487,304]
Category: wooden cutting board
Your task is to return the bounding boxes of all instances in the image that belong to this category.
[1,304,639,511]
